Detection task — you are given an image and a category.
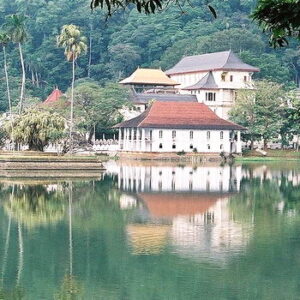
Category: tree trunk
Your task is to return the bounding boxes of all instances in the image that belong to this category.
[88,25,92,78]
[70,56,75,154]
[250,138,254,150]
[18,43,26,114]
[3,46,14,149]
[263,139,268,150]
[87,127,94,144]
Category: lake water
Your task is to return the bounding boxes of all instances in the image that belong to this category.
[0,161,299,299]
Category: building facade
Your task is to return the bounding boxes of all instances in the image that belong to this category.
[115,101,244,153]
[166,50,259,119]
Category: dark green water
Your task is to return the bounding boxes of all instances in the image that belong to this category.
[0,161,299,299]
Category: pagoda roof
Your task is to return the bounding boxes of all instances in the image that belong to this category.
[115,101,246,130]
[182,72,219,90]
[119,68,179,86]
[43,88,63,105]
[166,50,259,75]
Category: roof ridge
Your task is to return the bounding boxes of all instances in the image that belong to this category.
[222,50,232,68]
[139,104,153,127]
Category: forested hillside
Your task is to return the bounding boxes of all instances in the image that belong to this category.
[0,0,299,112]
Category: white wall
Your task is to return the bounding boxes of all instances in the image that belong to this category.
[170,70,253,89]
[119,128,242,153]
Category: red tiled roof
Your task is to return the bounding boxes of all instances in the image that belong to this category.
[139,193,229,218]
[115,102,245,130]
[43,88,63,105]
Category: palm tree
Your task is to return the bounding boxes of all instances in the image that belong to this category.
[0,32,14,148]
[3,14,27,114]
[57,25,87,153]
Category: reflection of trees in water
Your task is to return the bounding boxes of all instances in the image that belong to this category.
[229,174,300,224]
[55,182,83,300]
[3,185,66,228]
[0,186,25,299]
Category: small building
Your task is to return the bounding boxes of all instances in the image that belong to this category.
[43,88,63,105]
[119,68,179,93]
[115,101,245,153]
[165,50,259,119]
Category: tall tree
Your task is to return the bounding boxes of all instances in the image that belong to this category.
[71,81,130,142]
[229,80,285,149]
[3,14,27,114]
[0,32,14,147]
[57,24,87,153]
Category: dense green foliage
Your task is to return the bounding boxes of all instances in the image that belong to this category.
[0,0,299,114]
[7,108,66,151]
[70,81,130,141]
[229,81,299,149]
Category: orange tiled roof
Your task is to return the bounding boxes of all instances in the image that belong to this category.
[119,68,179,86]
[115,101,245,130]
[43,88,63,105]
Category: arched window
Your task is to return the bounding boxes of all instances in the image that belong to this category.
[159,143,163,149]
[220,131,224,139]
[207,131,211,140]
[172,131,176,138]
[159,130,163,138]
[190,131,193,139]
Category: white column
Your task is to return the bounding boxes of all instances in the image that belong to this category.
[237,131,242,153]
[141,129,146,152]
[136,129,140,151]
[124,128,127,151]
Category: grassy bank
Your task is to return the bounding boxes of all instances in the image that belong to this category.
[236,150,300,162]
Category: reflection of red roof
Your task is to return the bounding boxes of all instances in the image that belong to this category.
[139,193,227,218]
[115,102,245,130]
[44,89,63,105]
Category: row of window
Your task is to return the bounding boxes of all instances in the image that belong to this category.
[221,74,249,82]
[122,130,225,140]
[158,143,224,150]
[159,130,224,140]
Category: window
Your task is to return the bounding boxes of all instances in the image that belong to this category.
[172,131,176,138]
[207,144,210,150]
[220,144,223,150]
[244,76,247,82]
[230,75,233,82]
[190,144,193,149]
[159,143,163,149]
[207,131,211,140]
[221,72,226,81]
[220,131,223,139]
[133,129,137,140]
[149,130,152,140]
[172,144,176,149]
[190,131,193,139]
[159,130,163,138]
[205,92,216,101]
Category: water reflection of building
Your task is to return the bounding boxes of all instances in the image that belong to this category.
[115,163,242,193]
[107,162,252,261]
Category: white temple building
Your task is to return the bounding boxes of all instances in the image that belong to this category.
[166,50,259,119]
[115,101,245,153]
[120,50,259,120]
